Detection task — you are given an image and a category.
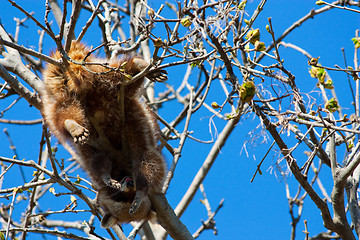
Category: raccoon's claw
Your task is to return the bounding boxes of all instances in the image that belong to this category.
[103,176,134,192]
[64,119,89,144]
[129,197,141,215]
[73,128,89,144]
[107,178,123,189]
[146,69,168,82]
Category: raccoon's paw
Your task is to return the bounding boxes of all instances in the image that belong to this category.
[129,191,145,215]
[64,119,89,144]
[107,178,123,189]
[72,127,89,144]
[146,69,168,82]
[102,176,134,192]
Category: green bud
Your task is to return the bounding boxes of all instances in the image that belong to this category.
[245,29,260,45]
[325,98,339,113]
[238,0,247,10]
[240,81,256,103]
[153,37,163,47]
[352,37,360,49]
[323,79,334,89]
[266,25,270,33]
[148,9,155,18]
[308,57,320,66]
[309,66,326,84]
[254,41,266,51]
[181,17,192,27]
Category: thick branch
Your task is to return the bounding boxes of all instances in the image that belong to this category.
[252,104,337,231]
[174,116,240,217]
[149,193,193,240]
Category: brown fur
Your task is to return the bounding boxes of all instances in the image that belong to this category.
[97,176,153,227]
[41,42,166,227]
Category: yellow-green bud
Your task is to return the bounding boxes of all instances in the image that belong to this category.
[254,41,266,51]
[148,9,155,18]
[238,0,247,10]
[245,29,260,45]
[153,37,163,47]
[240,81,256,103]
[308,57,320,66]
[325,98,339,113]
[181,17,192,27]
[266,25,270,33]
[352,37,360,49]
[211,102,220,109]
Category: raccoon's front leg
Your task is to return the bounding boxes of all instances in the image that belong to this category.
[101,174,124,190]
[129,174,149,214]
[129,190,147,215]
[129,150,165,215]
[102,176,134,194]
[87,150,130,190]
[64,119,89,144]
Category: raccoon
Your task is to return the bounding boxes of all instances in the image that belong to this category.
[41,41,166,226]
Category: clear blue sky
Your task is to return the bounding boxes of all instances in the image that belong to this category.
[0,0,359,239]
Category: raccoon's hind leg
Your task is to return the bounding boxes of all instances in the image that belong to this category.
[64,119,89,144]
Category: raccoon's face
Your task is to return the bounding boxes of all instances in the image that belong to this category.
[120,176,134,192]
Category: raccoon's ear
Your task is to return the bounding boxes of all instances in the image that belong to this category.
[101,213,118,228]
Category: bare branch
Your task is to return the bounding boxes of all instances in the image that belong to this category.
[0,65,41,109]
[175,116,240,217]
[64,0,82,51]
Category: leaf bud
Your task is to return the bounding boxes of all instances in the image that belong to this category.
[153,37,163,47]
[148,9,155,18]
[325,98,339,113]
[245,29,260,45]
[254,41,266,51]
[211,102,220,109]
[238,0,247,10]
[181,17,192,27]
[240,81,256,103]
[266,25,270,33]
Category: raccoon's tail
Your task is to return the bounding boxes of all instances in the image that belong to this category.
[42,41,93,94]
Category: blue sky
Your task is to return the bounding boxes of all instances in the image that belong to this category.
[1,0,360,239]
